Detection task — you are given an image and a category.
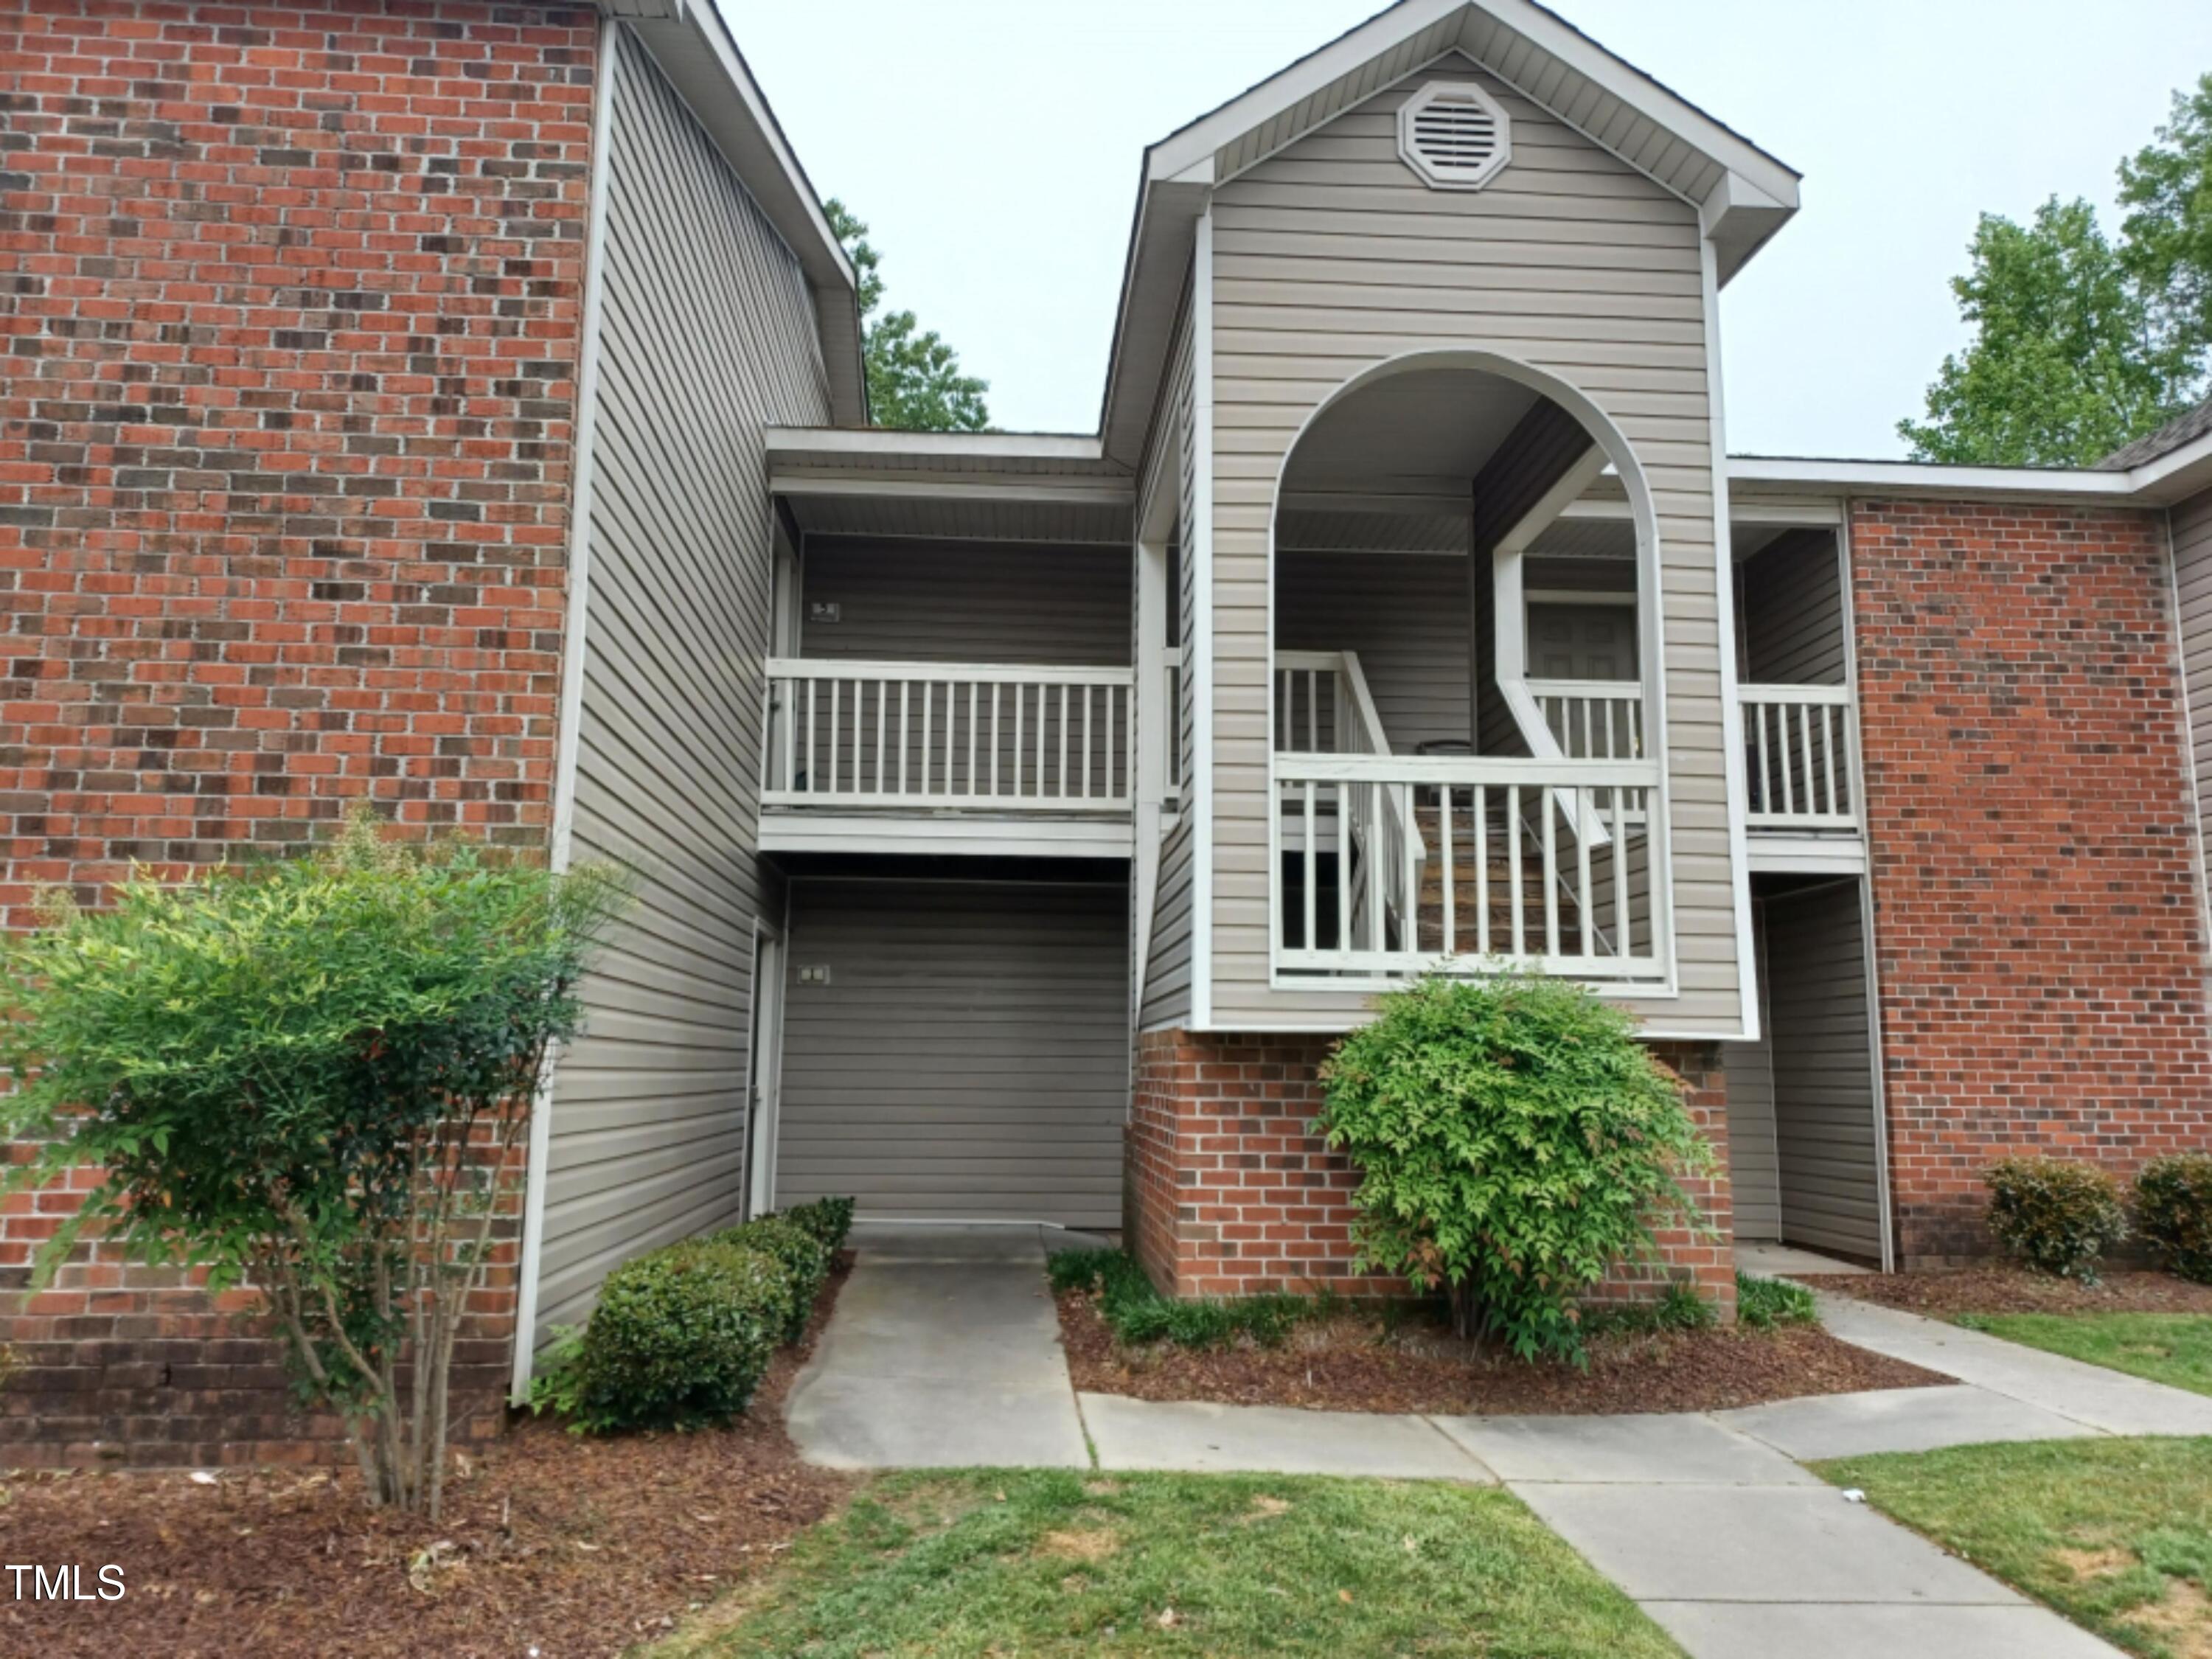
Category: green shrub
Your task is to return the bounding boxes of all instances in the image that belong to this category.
[781,1196,857,1255]
[1736,1272,1818,1330]
[0,810,625,1520]
[1046,1248,1321,1350]
[569,1238,793,1432]
[709,1217,830,1341]
[1316,973,1715,1366]
[1584,1280,1716,1338]
[2135,1156,2212,1284]
[1984,1158,2129,1282]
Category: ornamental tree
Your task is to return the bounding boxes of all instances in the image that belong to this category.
[1,813,625,1519]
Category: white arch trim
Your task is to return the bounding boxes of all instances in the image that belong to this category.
[1261,343,1677,998]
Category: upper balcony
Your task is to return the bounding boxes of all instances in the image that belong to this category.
[759,656,1138,858]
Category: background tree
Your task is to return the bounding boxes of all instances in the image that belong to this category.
[2121,74,2212,379]
[1902,72,2212,466]
[824,198,990,432]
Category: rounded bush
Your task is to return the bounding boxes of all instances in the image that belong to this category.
[573,1239,793,1431]
[709,1217,830,1341]
[2135,1156,2212,1284]
[1316,973,1714,1366]
[782,1196,857,1254]
[1984,1158,2128,1282]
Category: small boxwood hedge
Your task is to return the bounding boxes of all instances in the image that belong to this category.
[2135,1155,2212,1284]
[1984,1157,2128,1282]
[535,1197,855,1433]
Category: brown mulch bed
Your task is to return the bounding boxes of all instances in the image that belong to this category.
[1797,1266,2212,1318]
[3,1256,856,1659]
[1055,1290,1948,1417]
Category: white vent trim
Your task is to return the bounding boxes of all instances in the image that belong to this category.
[1398,80,1512,192]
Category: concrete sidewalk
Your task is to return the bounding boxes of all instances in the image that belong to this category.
[782,1241,2182,1656]
[784,1223,1090,1469]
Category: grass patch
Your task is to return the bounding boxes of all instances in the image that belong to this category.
[1950,1312,2212,1398]
[658,1469,1686,1658]
[1736,1272,1819,1331]
[1048,1248,1331,1349]
[1815,1437,2212,1658]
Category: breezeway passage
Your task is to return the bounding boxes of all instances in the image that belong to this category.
[785,1228,2183,1658]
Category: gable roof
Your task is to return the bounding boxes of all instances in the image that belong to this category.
[1097,0,1801,466]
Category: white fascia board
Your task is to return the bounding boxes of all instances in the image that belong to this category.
[2129,430,2212,504]
[768,474,1135,509]
[1728,456,2138,502]
[764,428,1109,465]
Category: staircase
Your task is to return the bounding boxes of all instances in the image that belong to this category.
[1409,788,1607,959]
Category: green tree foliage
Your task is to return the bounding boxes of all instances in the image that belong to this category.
[1899,198,2194,465]
[1315,974,1715,1366]
[0,815,627,1519]
[825,198,990,432]
[2121,74,2212,374]
[1904,74,2212,466]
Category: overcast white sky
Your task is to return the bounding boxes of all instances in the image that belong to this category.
[717,0,2212,458]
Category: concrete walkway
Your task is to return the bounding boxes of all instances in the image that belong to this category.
[783,1237,2199,1656]
[785,1223,1089,1469]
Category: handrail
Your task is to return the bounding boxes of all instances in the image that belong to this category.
[767,657,1133,686]
[1739,681,1856,829]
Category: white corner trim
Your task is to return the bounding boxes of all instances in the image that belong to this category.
[1701,237,1759,1045]
[512,16,621,1404]
[2161,506,2212,1017]
[1191,208,1216,1032]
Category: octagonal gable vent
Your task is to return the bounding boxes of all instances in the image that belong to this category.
[1399,81,1511,191]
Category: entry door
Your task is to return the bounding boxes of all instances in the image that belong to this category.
[743,931,785,1219]
[1527,601,1637,680]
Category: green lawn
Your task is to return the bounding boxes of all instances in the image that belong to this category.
[1816,1438,2212,1659]
[1953,1312,2212,1398]
[656,1469,1685,1658]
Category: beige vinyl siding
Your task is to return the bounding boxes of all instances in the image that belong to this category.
[2172,488,2212,898]
[1739,529,1846,684]
[1205,56,1743,1032]
[1279,550,1470,751]
[774,880,1129,1228]
[1765,880,1882,1260]
[1722,906,1781,1240]
[535,24,830,1346]
[799,540,1132,667]
[1143,295,1200,1030]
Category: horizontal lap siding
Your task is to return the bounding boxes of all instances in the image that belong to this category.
[1766,880,1881,1259]
[536,27,830,1345]
[800,541,1132,665]
[1278,551,1470,751]
[776,881,1130,1228]
[2174,488,2212,898]
[1144,299,1200,1029]
[1741,530,1845,684]
[1206,58,1742,1031]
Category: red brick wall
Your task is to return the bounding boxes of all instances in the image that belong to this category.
[1127,1030,1736,1320]
[1851,499,2212,1265]
[0,0,598,1464]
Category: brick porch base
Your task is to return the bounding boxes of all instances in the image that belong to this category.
[1127,1029,1736,1322]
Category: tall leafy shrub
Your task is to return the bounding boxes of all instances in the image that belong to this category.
[1316,974,1714,1364]
[0,813,626,1519]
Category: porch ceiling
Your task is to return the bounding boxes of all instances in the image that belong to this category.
[768,427,1135,546]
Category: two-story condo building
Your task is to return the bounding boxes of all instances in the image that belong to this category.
[6,0,2212,1464]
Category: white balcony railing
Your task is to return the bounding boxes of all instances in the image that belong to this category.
[1741,683,1855,830]
[1276,650,1421,953]
[1273,752,1666,984]
[762,658,1134,810]
[1527,678,1644,759]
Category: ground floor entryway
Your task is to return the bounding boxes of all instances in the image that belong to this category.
[1725,874,1889,1267]
[765,872,1128,1229]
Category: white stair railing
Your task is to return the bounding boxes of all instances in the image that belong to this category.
[762,658,1134,810]
[1275,650,1419,950]
[1740,684,1855,829]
